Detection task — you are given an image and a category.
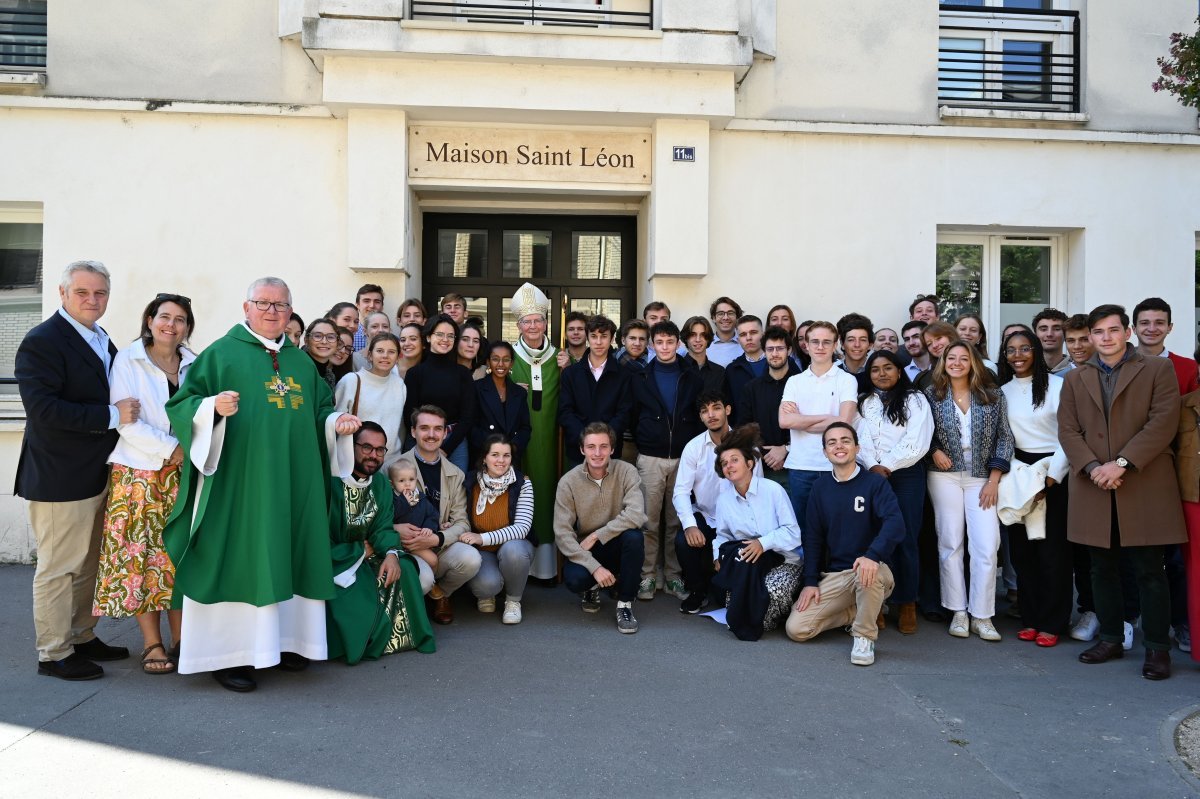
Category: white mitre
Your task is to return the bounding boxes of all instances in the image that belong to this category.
[510,282,550,321]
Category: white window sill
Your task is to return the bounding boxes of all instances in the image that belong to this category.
[940,106,1088,125]
[0,72,46,93]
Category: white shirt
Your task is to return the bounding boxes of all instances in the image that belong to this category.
[107,339,197,470]
[706,336,744,368]
[1000,374,1064,455]
[58,307,119,428]
[958,404,972,471]
[713,476,802,564]
[856,392,934,472]
[672,428,763,530]
[904,362,925,383]
[781,366,859,471]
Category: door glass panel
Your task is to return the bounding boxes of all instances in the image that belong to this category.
[1002,40,1052,104]
[939,37,986,100]
[569,298,622,322]
[437,229,487,278]
[502,231,551,279]
[573,233,622,280]
[936,243,984,322]
[998,243,1051,335]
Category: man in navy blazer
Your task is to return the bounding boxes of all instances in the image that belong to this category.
[16,260,139,681]
[558,315,631,468]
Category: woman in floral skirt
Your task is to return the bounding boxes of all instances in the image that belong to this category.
[93,294,196,674]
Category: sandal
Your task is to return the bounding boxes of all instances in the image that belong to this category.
[141,643,176,675]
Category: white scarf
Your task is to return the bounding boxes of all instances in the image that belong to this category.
[241,320,283,351]
[514,335,556,393]
[475,467,517,516]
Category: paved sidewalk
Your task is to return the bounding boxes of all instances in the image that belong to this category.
[1,563,1198,798]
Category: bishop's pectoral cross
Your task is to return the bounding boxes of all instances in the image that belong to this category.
[265,376,304,410]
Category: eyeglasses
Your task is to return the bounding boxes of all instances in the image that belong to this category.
[764,345,789,354]
[430,331,456,341]
[355,442,388,457]
[250,299,292,313]
[336,343,352,353]
[807,340,836,349]
[713,310,737,318]
[517,318,545,328]
[157,292,192,306]
[308,332,337,343]
[1005,346,1034,356]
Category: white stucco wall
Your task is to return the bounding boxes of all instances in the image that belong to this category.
[46,0,323,105]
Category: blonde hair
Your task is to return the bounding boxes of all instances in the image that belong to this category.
[387,461,418,482]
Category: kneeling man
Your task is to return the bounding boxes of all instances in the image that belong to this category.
[785,422,905,666]
[554,422,646,634]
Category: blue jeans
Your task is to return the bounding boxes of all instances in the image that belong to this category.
[447,439,470,474]
[562,529,644,603]
[886,462,927,605]
[468,539,535,601]
[787,469,822,528]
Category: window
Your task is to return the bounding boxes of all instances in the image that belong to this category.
[936,233,1062,358]
[938,1,1079,112]
[408,0,654,30]
[0,209,43,390]
[0,0,47,73]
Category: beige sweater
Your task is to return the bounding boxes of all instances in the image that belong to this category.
[553,460,647,575]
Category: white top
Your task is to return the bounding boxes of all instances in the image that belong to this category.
[856,392,934,472]
[108,339,197,470]
[1000,374,1064,455]
[334,369,408,468]
[713,476,802,564]
[781,366,859,471]
[957,404,972,472]
[672,428,763,530]
[706,337,744,368]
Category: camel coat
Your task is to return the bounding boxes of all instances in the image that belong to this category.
[1175,389,1200,503]
[1057,349,1185,548]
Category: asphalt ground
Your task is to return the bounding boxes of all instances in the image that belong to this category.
[1,564,1198,798]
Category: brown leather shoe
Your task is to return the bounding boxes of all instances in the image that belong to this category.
[1142,649,1171,681]
[1078,640,1124,664]
[432,595,454,625]
[898,602,918,635]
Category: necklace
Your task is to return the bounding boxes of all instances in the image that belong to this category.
[266,346,290,396]
[953,391,970,409]
[146,348,180,376]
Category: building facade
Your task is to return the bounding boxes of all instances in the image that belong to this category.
[1,0,1198,561]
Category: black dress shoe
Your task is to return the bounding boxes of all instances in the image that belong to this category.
[74,637,130,662]
[1079,640,1124,664]
[1142,649,1171,681]
[276,652,309,672]
[38,652,103,681]
[212,666,257,693]
[922,609,949,623]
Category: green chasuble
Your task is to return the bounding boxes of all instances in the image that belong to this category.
[164,324,337,608]
[510,336,560,546]
[326,473,435,663]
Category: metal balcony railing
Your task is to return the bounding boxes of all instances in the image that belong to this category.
[408,0,654,30]
[0,3,46,72]
[938,4,1080,113]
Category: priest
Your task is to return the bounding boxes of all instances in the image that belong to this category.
[327,422,434,663]
[508,282,561,579]
[164,276,360,693]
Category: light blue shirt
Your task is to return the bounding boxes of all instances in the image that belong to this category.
[57,307,118,429]
[713,475,802,564]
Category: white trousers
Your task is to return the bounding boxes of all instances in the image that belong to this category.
[928,470,1000,619]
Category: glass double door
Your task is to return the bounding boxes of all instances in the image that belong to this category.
[422,213,636,346]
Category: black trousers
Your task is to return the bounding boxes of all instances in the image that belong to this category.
[1089,497,1171,651]
[562,529,645,603]
[675,516,717,596]
[1005,450,1072,635]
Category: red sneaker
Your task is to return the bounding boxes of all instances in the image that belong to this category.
[1017,627,1037,642]
[1035,632,1059,648]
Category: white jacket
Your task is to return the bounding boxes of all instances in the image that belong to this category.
[997,451,1068,540]
[107,339,197,470]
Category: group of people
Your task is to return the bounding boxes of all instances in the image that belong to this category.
[16,261,1200,694]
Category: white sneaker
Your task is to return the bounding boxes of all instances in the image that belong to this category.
[970,616,1002,642]
[1070,611,1099,642]
[1122,621,1134,651]
[948,611,970,638]
[501,600,522,625]
[477,597,496,613]
[850,635,875,666]
[637,578,656,601]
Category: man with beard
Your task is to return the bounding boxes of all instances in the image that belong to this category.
[327,422,434,663]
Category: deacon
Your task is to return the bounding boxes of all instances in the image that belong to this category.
[508,282,561,579]
[164,276,361,693]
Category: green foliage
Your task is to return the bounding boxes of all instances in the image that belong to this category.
[1154,17,1200,110]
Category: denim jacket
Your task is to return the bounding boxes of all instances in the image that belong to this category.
[924,387,1015,478]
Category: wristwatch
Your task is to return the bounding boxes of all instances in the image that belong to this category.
[1116,457,1129,469]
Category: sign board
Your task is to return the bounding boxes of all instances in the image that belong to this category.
[409,126,652,185]
[672,146,696,162]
